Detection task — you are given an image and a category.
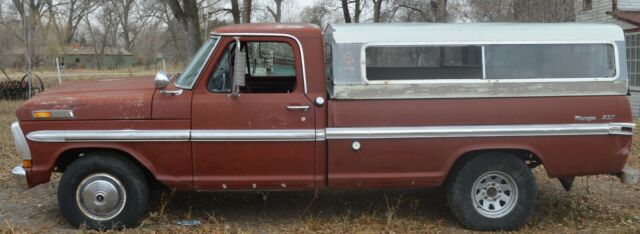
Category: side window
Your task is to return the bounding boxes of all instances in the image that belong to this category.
[365,45,483,80]
[208,42,235,92]
[208,41,297,93]
[248,42,296,77]
[325,43,333,82]
[484,44,615,79]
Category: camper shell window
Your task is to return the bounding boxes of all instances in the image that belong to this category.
[485,44,615,79]
[364,43,616,81]
[365,46,482,80]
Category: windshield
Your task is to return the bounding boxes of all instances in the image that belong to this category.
[175,37,219,89]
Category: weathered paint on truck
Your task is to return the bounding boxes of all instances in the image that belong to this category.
[9,23,637,231]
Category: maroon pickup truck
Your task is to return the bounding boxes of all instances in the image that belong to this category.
[10,23,637,230]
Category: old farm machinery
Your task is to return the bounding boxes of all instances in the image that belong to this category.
[0,67,44,100]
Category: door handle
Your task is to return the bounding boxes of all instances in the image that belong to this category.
[286,105,310,111]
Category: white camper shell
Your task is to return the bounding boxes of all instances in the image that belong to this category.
[324,23,628,99]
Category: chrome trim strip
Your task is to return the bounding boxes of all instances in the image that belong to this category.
[191,129,316,142]
[24,123,635,143]
[212,32,309,94]
[11,166,28,189]
[325,123,636,139]
[11,122,31,160]
[315,129,326,141]
[609,122,636,136]
[27,130,191,143]
[32,110,74,119]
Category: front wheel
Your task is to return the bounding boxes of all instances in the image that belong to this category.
[58,152,149,230]
[446,153,537,231]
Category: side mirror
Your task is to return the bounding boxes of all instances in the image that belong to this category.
[154,71,170,90]
[231,38,246,97]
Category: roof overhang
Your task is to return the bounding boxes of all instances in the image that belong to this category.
[608,11,640,27]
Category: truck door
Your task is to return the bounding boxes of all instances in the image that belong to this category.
[191,36,317,190]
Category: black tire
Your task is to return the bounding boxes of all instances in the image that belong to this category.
[446,152,537,231]
[58,151,149,230]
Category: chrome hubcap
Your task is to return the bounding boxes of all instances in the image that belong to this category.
[471,171,518,218]
[76,173,126,221]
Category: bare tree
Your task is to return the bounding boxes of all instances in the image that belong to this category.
[83,2,117,69]
[167,0,201,56]
[114,0,154,52]
[433,0,447,22]
[512,0,574,22]
[242,0,252,23]
[340,0,351,23]
[2,0,47,43]
[48,0,97,45]
[299,0,334,28]
[372,0,384,22]
[267,0,283,22]
[230,0,241,24]
[465,0,574,22]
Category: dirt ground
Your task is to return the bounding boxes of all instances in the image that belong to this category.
[0,74,639,233]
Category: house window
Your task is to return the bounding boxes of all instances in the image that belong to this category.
[583,0,592,11]
[75,58,80,63]
[626,33,640,87]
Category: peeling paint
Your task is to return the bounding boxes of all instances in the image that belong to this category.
[332,80,628,99]
[17,77,154,121]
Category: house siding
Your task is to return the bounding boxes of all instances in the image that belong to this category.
[618,0,640,11]
[576,0,637,29]
[63,54,135,69]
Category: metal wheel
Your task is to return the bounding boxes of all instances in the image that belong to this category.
[75,173,127,221]
[471,171,518,218]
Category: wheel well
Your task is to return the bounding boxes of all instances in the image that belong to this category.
[54,148,156,184]
[448,149,544,181]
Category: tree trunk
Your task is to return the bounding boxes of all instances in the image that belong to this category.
[434,0,447,22]
[242,0,252,23]
[354,0,361,23]
[168,0,202,57]
[230,0,241,24]
[118,0,135,52]
[267,0,283,22]
[341,0,351,23]
[373,0,383,22]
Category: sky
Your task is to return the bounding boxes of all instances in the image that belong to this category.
[292,0,316,8]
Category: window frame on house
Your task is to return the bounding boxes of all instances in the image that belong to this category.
[583,0,593,11]
[626,32,640,88]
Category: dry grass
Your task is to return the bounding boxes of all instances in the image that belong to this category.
[0,75,638,233]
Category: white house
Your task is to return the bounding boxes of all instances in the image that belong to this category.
[576,0,640,116]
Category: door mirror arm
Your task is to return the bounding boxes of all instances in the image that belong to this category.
[155,71,183,96]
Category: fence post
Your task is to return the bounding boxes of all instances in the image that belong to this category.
[56,57,62,84]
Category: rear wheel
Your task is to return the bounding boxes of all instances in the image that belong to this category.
[58,152,149,230]
[446,152,537,231]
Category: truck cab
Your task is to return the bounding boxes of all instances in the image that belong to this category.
[10,23,637,231]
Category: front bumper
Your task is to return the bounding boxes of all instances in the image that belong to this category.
[11,166,28,189]
[10,121,31,189]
